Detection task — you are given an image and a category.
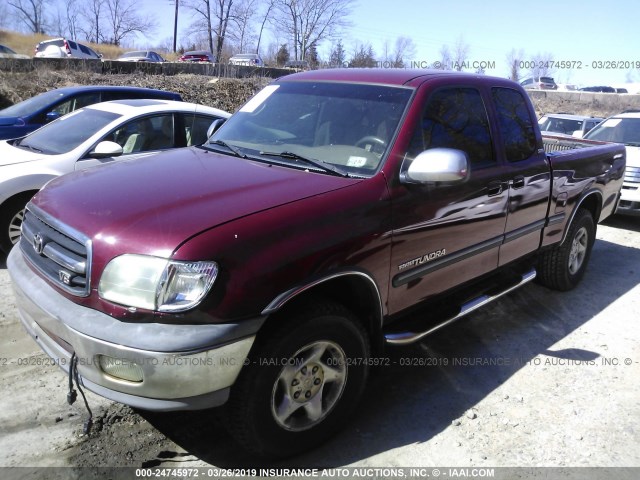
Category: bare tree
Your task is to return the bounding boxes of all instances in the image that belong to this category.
[390,36,416,68]
[185,0,236,61]
[452,36,470,71]
[255,0,275,55]
[272,0,354,61]
[184,0,215,54]
[435,44,451,70]
[506,48,524,81]
[65,0,82,40]
[8,0,50,33]
[530,52,555,78]
[232,0,257,53]
[104,0,157,46]
[80,0,106,43]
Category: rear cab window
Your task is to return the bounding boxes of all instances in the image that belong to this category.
[491,87,537,162]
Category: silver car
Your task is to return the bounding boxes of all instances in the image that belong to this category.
[229,53,264,66]
[117,51,165,63]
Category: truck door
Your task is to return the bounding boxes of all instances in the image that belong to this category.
[489,87,551,266]
[388,85,509,315]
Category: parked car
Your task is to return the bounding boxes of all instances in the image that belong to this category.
[179,50,215,63]
[0,44,29,59]
[0,99,229,251]
[229,53,264,66]
[579,86,615,93]
[584,112,640,215]
[538,113,603,138]
[34,38,101,59]
[615,88,628,94]
[520,76,558,90]
[556,83,578,91]
[117,51,165,63]
[0,86,182,141]
[284,60,309,69]
[7,69,625,458]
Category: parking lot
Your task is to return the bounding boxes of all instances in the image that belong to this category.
[0,216,639,470]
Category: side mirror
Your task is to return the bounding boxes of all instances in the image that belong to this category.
[207,118,227,139]
[45,111,62,123]
[88,141,123,159]
[402,148,469,184]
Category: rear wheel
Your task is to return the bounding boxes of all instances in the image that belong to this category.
[225,300,370,458]
[537,208,595,291]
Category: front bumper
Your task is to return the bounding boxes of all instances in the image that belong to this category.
[8,246,259,411]
[617,182,640,216]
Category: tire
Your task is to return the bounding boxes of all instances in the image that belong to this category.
[536,208,596,291]
[225,300,370,458]
[0,193,34,254]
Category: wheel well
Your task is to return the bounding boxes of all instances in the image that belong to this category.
[1,190,39,211]
[261,275,384,354]
[578,192,601,223]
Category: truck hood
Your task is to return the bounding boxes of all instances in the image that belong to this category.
[0,139,44,166]
[625,145,640,168]
[33,147,362,257]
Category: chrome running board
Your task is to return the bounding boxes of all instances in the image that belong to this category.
[384,268,537,346]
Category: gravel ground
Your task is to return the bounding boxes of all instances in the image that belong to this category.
[0,216,639,475]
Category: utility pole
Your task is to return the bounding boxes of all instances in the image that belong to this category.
[173,0,179,53]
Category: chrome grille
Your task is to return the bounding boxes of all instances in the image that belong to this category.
[624,166,640,184]
[19,205,91,296]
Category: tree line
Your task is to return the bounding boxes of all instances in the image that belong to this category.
[3,0,554,78]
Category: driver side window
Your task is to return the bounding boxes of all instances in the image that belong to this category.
[409,87,494,169]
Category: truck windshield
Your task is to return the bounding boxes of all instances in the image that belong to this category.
[15,108,120,154]
[205,81,412,176]
[584,117,640,145]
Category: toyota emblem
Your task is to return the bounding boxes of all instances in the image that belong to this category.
[33,233,44,255]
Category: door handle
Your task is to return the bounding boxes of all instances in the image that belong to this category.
[487,181,504,196]
[511,176,525,189]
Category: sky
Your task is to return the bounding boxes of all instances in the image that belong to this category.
[138,0,639,87]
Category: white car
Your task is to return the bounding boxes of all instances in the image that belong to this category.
[34,38,101,59]
[229,53,264,66]
[0,99,230,251]
[583,112,640,215]
[538,113,603,138]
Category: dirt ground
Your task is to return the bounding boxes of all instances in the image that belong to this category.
[0,215,639,474]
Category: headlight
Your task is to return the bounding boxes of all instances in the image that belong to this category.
[98,254,218,312]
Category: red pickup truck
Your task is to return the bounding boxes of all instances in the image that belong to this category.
[8,69,625,457]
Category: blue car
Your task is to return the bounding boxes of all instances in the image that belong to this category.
[0,86,182,140]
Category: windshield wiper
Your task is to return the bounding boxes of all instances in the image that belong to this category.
[208,139,246,158]
[15,141,43,153]
[259,150,349,177]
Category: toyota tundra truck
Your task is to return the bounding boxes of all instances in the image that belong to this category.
[7,69,626,457]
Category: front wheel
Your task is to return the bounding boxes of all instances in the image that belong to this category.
[225,301,370,458]
[0,193,34,254]
[536,208,596,291]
